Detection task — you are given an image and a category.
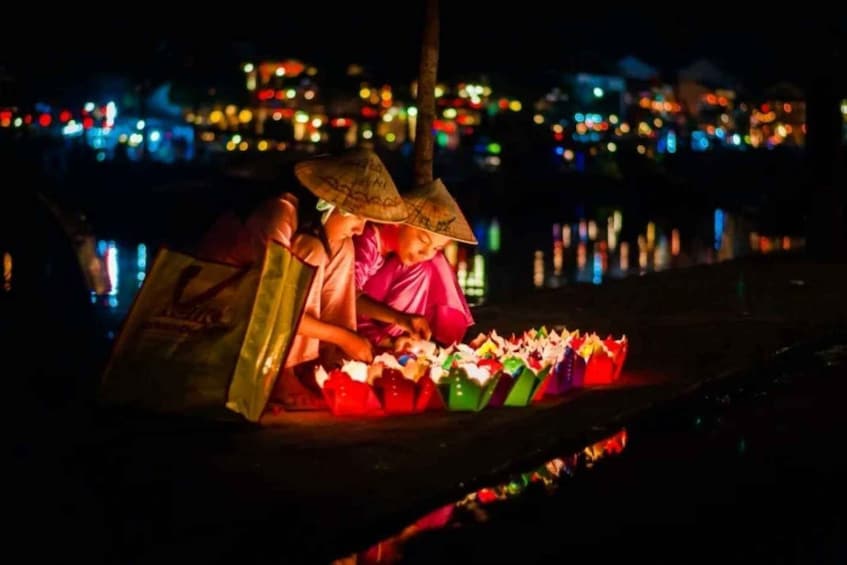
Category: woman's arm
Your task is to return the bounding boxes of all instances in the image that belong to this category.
[356,294,404,325]
[356,295,432,340]
[298,313,373,362]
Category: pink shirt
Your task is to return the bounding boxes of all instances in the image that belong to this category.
[197,193,299,266]
[353,223,475,346]
[353,223,386,292]
[285,235,357,369]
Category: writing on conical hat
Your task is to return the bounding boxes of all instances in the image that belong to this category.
[311,152,403,208]
[403,199,459,234]
[295,148,407,222]
[402,178,477,244]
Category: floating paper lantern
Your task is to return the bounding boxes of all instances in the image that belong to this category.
[312,324,628,416]
[316,364,382,416]
[434,363,501,412]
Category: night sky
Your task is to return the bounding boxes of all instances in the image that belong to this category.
[1,6,844,98]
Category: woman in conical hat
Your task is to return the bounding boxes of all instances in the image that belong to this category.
[352,178,477,348]
[269,147,409,411]
[198,148,407,412]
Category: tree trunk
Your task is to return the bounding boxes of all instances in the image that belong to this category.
[413,0,439,187]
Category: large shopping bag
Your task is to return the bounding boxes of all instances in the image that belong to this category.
[100,242,315,422]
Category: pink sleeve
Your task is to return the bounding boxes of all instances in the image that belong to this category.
[284,234,327,368]
[353,224,383,292]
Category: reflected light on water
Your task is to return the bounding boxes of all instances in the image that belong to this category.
[592,250,603,285]
[770,236,799,253]
[714,208,725,250]
[488,218,500,253]
[553,241,563,276]
[462,254,486,299]
[654,235,669,271]
[760,237,775,253]
[598,241,608,272]
[82,207,803,331]
[3,252,11,291]
[137,243,147,286]
[587,220,597,241]
[576,242,587,270]
[638,238,648,270]
[639,251,648,272]
[717,211,736,262]
[607,217,617,251]
[105,241,118,304]
[85,239,151,317]
[533,251,544,288]
[342,429,629,565]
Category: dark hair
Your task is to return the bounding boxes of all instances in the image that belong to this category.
[293,187,332,256]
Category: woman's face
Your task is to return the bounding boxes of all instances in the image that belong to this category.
[395,225,451,265]
[324,209,366,242]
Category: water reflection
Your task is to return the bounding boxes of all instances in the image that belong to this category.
[106,241,118,307]
[83,209,803,335]
[487,219,500,253]
[85,239,149,330]
[137,243,147,286]
[532,250,544,288]
[453,208,804,306]
[3,251,11,292]
[339,428,628,564]
[714,208,725,250]
[341,339,847,564]
[460,254,485,299]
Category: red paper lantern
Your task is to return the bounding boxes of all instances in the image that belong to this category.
[583,347,615,385]
[320,369,382,416]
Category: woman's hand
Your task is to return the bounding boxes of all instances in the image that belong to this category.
[340,331,374,363]
[397,313,432,341]
[393,335,415,353]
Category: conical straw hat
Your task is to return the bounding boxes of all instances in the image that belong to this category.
[402,179,477,244]
[294,148,407,223]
